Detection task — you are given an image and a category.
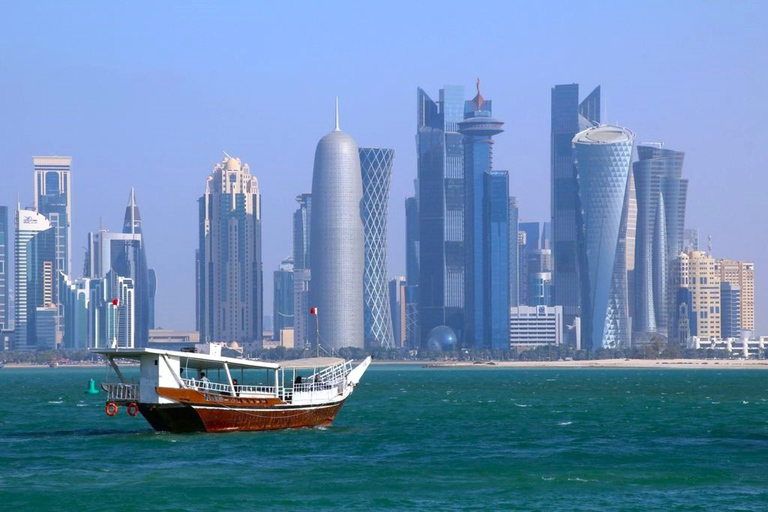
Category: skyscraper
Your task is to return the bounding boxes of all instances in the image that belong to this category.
[573,125,635,350]
[34,157,72,277]
[34,156,72,342]
[0,206,9,330]
[405,193,419,348]
[273,256,294,341]
[670,251,721,341]
[416,85,465,347]
[292,193,312,349]
[459,82,505,349]
[389,276,406,348]
[360,147,395,349]
[83,190,154,347]
[483,171,510,351]
[519,222,541,305]
[716,259,754,332]
[14,208,54,349]
[197,155,263,344]
[720,282,741,339]
[309,103,364,351]
[508,197,519,307]
[551,84,600,333]
[632,144,687,335]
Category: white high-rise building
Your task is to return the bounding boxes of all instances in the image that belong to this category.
[14,208,53,349]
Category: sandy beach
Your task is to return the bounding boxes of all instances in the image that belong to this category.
[421,359,768,369]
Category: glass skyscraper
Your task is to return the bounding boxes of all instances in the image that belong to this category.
[0,206,9,330]
[273,256,294,341]
[508,197,519,308]
[405,193,419,348]
[550,85,600,333]
[34,156,72,341]
[83,190,155,347]
[484,171,510,351]
[632,144,687,336]
[416,85,465,348]
[198,155,263,345]
[360,147,395,349]
[14,208,54,349]
[459,83,504,349]
[573,125,635,350]
[292,193,312,348]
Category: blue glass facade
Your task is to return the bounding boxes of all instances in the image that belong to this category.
[416,86,465,347]
[484,171,510,351]
[720,282,741,339]
[273,257,294,341]
[119,190,153,347]
[519,222,541,305]
[459,86,504,349]
[632,144,687,336]
[551,85,600,331]
[509,197,519,307]
[574,125,635,350]
[0,206,8,330]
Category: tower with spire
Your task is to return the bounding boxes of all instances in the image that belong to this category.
[458,79,507,350]
[309,99,365,350]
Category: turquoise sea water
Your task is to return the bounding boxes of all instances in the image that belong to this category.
[1,365,767,511]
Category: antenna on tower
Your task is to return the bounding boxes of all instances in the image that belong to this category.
[222,151,232,159]
[707,234,713,257]
[334,97,340,131]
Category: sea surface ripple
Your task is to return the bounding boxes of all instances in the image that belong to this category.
[1,365,767,511]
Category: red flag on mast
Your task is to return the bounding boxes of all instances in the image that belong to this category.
[310,307,318,316]
[112,299,119,306]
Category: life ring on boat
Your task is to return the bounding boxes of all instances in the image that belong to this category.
[127,402,140,417]
[105,402,119,417]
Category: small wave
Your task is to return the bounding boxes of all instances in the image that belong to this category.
[568,477,596,482]
[742,401,750,405]
[513,403,530,408]
[76,403,88,407]
[558,421,573,426]
[48,400,64,404]
[541,476,555,481]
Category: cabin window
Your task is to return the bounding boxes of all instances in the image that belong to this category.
[155,359,158,365]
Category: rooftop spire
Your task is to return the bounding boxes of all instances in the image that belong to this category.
[472,77,485,110]
[334,97,340,131]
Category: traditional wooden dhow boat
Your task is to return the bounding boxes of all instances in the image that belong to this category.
[94,348,371,433]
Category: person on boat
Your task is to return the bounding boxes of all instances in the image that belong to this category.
[200,372,210,389]
[232,379,240,397]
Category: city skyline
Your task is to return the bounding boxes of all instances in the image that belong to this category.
[1,2,765,335]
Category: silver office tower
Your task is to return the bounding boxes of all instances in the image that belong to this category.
[198,155,263,344]
[632,144,687,336]
[573,125,635,350]
[360,147,395,349]
[310,106,364,350]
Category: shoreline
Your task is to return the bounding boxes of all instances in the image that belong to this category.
[417,359,768,369]
[4,358,768,370]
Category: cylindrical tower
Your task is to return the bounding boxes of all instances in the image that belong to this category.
[310,106,365,350]
[360,147,395,349]
[573,125,635,350]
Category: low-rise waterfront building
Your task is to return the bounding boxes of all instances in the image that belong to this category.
[509,305,563,351]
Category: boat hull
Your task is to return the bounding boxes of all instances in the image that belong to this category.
[138,395,345,433]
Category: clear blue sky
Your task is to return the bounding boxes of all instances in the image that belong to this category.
[1,1,766,334]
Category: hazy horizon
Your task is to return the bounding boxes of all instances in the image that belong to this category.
[1,1,765,335]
